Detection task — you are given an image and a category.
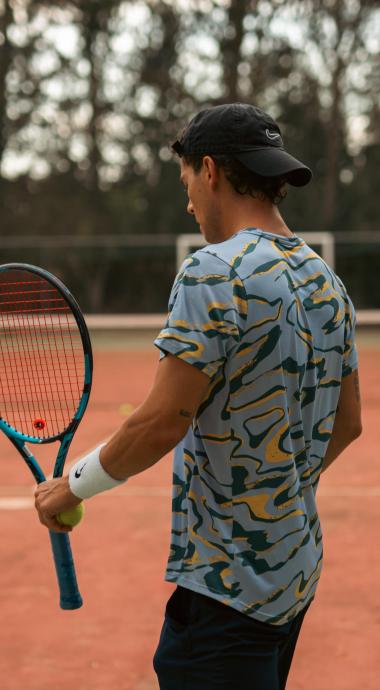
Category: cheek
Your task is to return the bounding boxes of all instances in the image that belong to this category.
[189,182,202,207]
[186,190,196,211]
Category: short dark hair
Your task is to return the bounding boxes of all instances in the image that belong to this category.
[182,153,287,205]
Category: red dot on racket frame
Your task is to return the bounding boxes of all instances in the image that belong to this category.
[33,418,46,430]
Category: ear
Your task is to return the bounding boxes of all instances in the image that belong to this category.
[202,156,219,190]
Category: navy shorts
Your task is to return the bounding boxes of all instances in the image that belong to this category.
[153,586,309,690]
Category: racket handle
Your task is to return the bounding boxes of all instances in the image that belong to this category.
[49,531,83,610]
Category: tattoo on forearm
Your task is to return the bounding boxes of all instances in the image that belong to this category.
[179,409,191,418]
[354,370,360,402]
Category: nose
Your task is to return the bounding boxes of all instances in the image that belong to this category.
[187,199,194,215]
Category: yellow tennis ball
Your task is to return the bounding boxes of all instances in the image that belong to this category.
[57,502,85,527]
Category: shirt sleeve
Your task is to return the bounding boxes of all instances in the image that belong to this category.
[342,294,358,377]
[154,250,247,378]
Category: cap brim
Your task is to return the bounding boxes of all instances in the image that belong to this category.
[235,148,312,187]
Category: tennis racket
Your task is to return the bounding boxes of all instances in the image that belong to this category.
[0,263,93,610]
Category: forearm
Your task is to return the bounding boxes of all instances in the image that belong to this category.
[99,405,187,480]
[35,354,209,527]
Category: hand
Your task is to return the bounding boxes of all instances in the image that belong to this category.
[34,477,82,533]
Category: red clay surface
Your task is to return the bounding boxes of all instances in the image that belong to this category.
[0,343,379,690]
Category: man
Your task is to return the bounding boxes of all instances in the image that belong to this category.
[35,103,362,690]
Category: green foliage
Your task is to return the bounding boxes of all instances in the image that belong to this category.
[0,0,379,309]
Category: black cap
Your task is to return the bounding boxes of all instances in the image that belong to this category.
[172,103,312,187]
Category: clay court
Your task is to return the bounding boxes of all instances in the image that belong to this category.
[0,327,379,690]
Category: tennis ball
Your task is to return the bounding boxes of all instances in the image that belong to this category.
[119,402,135,416]
[57,502,85,527]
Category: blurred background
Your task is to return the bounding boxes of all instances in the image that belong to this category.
[0,0,379,315]
[1,3,380,690]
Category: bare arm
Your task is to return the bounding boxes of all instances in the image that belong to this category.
[35,353,210,529]
[322,368,362,473]
[100,353,210,479]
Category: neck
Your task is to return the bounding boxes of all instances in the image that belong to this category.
[218,193,292,242]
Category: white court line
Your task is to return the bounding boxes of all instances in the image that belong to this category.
[318,486,380,497]
[1,438,379,509]
[0,439,111,510]
[1,486,380,510]
[0,497,35,510]
[0,487,171,510]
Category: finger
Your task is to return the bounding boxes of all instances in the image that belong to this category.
[34,493,47,512]
[49,520,72,534]
[34,485,42,500]
[35,481,51,494]
[37,510,72,533]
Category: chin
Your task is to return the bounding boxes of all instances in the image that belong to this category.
[197,224,207,240]
[198,223,209,240]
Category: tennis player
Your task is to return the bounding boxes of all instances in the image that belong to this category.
[35,103,362,690]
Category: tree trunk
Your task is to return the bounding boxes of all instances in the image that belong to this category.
[221,0,251,101]
[82,4,104,194]
[322,56,344,229]
[0,0,13,165]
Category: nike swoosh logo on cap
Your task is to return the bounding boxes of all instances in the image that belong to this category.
[266,129,281,140]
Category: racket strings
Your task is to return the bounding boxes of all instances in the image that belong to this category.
[0,273,85,439]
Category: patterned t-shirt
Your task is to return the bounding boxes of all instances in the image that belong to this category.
[154,227,358,625]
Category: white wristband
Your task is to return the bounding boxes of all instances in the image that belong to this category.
[68,444,127,499]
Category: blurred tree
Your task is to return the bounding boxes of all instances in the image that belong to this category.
[0,0,13,165]
[116,0,196,236]
[286,0,380,230]
[220,0,251,102]
[0,0,379,310]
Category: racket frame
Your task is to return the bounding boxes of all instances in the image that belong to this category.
[0,263,93,609]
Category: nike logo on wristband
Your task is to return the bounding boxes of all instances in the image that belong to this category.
[74,463,87,479]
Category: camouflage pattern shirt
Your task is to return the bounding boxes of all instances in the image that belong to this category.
[154,227,358,625]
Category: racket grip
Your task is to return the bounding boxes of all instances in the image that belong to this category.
[49,531,83,610]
